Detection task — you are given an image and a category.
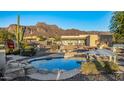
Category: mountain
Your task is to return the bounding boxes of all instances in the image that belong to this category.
[0,22,111,37]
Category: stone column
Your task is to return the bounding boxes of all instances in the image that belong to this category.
[109,56,112,62]
[113,55,117,63]
[0,49,6,70]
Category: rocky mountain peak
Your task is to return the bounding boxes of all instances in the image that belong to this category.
[0,22,110,37]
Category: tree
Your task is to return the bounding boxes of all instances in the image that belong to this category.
[38,36,46,41]
[53,36,61,41]
[0,30,15,43]
[110,12,124,43]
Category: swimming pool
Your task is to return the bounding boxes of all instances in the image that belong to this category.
[31,57,83,71]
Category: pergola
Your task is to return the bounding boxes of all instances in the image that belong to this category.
[113,44,124,53]
[83,49,117,63]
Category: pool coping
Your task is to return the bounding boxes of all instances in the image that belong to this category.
[27,55,82,80]
[27,67,81,80]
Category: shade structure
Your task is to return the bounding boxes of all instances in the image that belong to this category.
[83,49,117,63]
[113,44,124,48]
[83,49,115,56]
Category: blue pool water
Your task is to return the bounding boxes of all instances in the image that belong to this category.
[31,58,82,71]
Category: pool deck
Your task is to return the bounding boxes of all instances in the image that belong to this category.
[5,53,124,81]
[27,68,80,80]
[6,53,82,80]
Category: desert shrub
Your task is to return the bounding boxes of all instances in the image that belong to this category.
[13,49,20,55]
[104,62,119,73]
[24,45,34,49]
[109,62,119,71]
[6,48,15,55]
[51,44,60,51]
[93,60,119,73]
[81,62,99,75]
[21,45,36,56]
[93,61,105,71]
[81,61,120,75]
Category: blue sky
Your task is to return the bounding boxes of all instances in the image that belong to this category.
[0,11,112,31]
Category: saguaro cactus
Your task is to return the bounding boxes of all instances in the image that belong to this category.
[16,15,25,50]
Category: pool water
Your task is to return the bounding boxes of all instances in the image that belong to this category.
[31,58,82,71]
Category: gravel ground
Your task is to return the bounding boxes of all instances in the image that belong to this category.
[63,73,124,81]
[5,73,123,81]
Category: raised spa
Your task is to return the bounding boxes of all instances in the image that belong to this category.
[31,58,82,71]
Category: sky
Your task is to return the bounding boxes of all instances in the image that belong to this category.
[0,11,112,31]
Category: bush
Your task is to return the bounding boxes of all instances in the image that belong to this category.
[104,62,119,73]
[6,48,15,55]
[93,60,120,73]
[110,62,119,71]
[81,61,120,75]
[21,45,36,56]
[93,61,105,71]
[24,45,34,50]
[51,44,60,51]
[13,49,20,55]
[81,62,99,75]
